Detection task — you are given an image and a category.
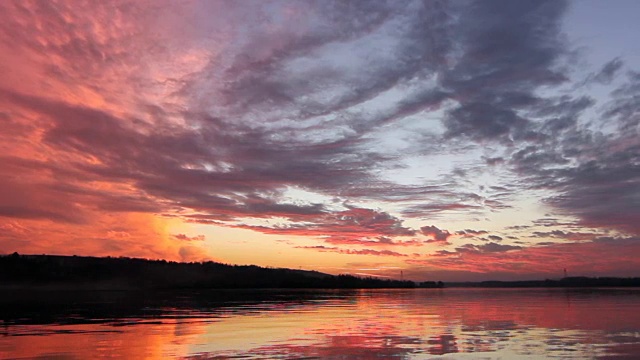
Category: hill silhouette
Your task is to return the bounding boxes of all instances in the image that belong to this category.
[0,253,421,289]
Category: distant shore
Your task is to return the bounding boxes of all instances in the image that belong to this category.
[446,277,640,288]
[2,253,638,290]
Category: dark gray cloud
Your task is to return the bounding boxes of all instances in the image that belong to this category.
[420,225,452,244]
[476,243,521,253]
[534,96,594,133]
[589,57,624,85]
[402,202,483,217]
[455,229,488,236]
[531,230,597,241]
[220,0,454,125]
[505,71,640,235]
[441,0,569,142]
[604,71,640,131]
[199,0,572,147]
[545,151,640,234]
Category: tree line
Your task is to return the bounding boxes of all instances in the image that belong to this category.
[0,253,438,289]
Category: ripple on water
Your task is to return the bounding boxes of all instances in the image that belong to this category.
[1,288,640,359]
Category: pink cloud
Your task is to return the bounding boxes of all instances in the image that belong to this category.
[297,246,408,257]
[408,237,640,279]
[173,234,206,242]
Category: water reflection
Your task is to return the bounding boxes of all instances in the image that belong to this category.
[2,288,640,359]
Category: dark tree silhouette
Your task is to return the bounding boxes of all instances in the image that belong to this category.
[0,254,426,290]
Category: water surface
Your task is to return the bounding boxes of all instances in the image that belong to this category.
[2,288,640,359]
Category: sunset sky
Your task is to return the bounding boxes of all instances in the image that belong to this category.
[1,0,639,281]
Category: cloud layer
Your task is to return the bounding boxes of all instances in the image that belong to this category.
[0,0,638,280]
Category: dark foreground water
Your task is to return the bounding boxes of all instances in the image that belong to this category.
[1,288,640,359]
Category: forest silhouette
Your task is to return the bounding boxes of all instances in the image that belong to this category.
[2,253,638,290]
[0,253,423,289]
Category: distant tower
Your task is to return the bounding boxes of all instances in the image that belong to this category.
[401,270,404,280]
[564,268,568,278]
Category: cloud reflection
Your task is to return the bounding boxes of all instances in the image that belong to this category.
[4,288,640,359]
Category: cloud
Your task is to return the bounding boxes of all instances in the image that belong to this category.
[420,225,452,244]
[515,123,640,235]
[476,243,521,253]
[173,234,206,242]
[1,0,577,234]
[178,245,210,262]
[0,0,638,280]
[441,0,569,142]
[588,57,624,85]
[439,242,522,256]
[500,70,639,237]
[412,237,640,279]
[604,71,640,132]
[455,229,489,237]
[531,230,598,241]
[402,202,483,217]
[296,245,408,257]
[226,206,418,246]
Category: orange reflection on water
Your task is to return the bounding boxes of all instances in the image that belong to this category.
[2,288,640,359]
[1,319,205,359]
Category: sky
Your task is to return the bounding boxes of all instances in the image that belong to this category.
[0,0,639,281]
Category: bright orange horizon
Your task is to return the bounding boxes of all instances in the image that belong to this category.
[1,0,639,281]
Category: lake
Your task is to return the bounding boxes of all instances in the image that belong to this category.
[1,288,640,359]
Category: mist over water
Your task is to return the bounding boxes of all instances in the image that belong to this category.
[2,288,640,359]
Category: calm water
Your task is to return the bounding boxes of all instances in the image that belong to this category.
[1,288,640,359]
